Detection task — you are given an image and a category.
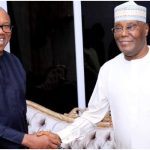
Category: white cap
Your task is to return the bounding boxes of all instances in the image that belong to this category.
[114,1,146,23]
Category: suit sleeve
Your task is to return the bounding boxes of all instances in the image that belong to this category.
[0,124,25,145]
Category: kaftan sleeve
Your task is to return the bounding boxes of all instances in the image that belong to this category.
[57,65,110,144]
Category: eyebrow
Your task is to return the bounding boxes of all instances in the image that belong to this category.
[0,22,11,25]
[115,21,138,26]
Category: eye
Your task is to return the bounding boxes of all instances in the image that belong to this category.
[126,24,137,31]
[2,25,13,33]
[113,27,122,33]
[3,25,10,29]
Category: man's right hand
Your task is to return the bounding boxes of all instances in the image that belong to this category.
[22,132,61,149]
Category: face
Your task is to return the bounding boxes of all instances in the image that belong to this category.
[0,9,11,56]
[113,20,149,60]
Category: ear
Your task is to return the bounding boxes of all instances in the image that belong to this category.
[145,23,149,36]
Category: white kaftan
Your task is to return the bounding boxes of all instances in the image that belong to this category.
[57,46,150,148]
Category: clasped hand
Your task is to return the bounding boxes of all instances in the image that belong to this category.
[22,131,61,149]
[36,131,62,149]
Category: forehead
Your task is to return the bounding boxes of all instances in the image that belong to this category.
[0,9,10,24]
[114,20,140,26]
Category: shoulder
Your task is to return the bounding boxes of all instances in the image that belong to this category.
[96,53,123,83]
[4,51,25,73]
[101,53,123,71]
[4,51,23,66]
[4,51,19,61]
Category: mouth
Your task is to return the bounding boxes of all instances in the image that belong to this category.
[119,40,132,43]
[0,37,6,46]
[0,37,5,45]
[118,40,133,47]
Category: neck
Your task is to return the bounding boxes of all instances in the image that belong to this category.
[124,46,149,61]
[0,50,4,56]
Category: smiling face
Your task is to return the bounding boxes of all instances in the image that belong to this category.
[0,8,11,56]
[114,21,149,60]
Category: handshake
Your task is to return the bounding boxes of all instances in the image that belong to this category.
[22,131,61,149]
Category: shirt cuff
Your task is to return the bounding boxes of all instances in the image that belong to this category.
[56,117,96,144]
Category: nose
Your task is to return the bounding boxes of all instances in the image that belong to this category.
[121,27,128,36]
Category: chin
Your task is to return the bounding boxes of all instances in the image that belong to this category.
[123,50,134,56]
[120,46,134,53]
[124,52,133,57]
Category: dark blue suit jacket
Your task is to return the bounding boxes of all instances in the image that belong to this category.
[0,51,28,148]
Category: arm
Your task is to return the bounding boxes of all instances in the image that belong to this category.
[0,124,24,145]
[0,124,61,149]
[57,67,110,144]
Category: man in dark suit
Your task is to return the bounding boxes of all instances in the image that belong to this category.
[0,6,60,149]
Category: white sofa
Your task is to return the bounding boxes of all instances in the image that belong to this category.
[27,100,115,149]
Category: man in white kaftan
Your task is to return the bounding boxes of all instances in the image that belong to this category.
[58,46,150,148]
[57,1,150,148]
